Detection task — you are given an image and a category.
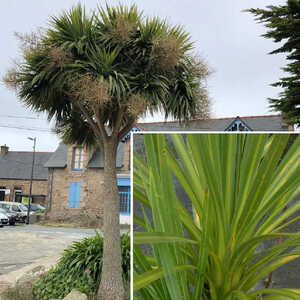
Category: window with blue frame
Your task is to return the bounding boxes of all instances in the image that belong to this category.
[226,119,251,131]
[72,147,84,170]
[69,182,81,208]
[117,178,130,214]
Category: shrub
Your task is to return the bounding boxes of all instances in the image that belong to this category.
[33,231,130,299]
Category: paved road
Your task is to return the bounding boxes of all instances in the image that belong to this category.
[0,224,102,276]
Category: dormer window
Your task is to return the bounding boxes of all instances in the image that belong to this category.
[72,147,84,170]
[226,118,251,132]
[121,126,141,142]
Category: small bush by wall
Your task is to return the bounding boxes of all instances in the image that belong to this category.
[33,232,130,299]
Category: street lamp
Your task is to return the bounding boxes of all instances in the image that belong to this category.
[26,137,36,224]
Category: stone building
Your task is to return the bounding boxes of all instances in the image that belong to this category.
[44,139,131,225]
[0,145,51,204]
[0,114,291,225]
[0,139,131,225]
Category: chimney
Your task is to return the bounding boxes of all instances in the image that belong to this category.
[1,145,9,154]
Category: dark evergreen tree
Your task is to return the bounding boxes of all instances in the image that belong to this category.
[247,0,300,126]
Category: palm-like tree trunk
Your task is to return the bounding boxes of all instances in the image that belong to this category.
[98,138,125,299]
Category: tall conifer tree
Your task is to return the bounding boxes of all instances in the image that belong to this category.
[248,0,300,126]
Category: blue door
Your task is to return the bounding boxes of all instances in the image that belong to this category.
[69,182,81,208]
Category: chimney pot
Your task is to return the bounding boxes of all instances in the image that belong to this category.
[1,145,9,154]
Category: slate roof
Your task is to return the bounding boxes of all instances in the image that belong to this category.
[45,142,124,169]
[137,114,288,132]
[44,143,68,168]
[87,143,124,168]
[0,152,52,180]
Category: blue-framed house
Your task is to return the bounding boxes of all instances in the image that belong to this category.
[44,114,291,225]
[44,135,132,225]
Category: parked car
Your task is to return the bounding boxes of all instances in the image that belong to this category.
[24,203,45,213]
[0,211,9,226]
[0,202,34,223]
[0,208,16,225]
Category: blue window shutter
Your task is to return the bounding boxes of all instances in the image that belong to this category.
[69,182,81,208]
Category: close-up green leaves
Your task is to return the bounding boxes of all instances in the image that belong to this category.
[133,133,300,300]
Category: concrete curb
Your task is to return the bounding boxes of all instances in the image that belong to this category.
[0,255,60,286]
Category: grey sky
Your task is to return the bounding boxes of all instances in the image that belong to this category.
[0,0,287,151]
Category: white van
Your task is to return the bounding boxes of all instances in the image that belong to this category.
[0,211,9,226]
[0,201,34,223]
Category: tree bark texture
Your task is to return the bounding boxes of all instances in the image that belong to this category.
[98,139,125,300]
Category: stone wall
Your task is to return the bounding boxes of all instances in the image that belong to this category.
[0,179,48,204]
[47,141,131,226]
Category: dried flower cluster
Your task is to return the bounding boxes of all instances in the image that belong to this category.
[72,74,110,106]
[2,68,18,91]
[126,93,148,118]
[107,18,135,43]
[14,31,42,56]
[190,57,211,79]
[150,36,182,71]
[48,47,72,68]
[193,88,211,120]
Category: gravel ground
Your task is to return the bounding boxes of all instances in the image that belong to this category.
[0,224,129,277]
[0,224,98,276]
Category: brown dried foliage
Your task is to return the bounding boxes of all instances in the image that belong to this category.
[107,18,135,43]
[2,68,18,91]
[48,47,72,68]
[72,74,110,106]
[14,31,43,56]
[2,31,44,91]
[190,57,211,79]
[188,56,211,119]
[193,88,211,120]
[126,94,148,118]
[14,31,47,67]
[150,36,183,71]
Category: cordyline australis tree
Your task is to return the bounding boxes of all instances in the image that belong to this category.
[3,4,210,299]
[247,0,300,127]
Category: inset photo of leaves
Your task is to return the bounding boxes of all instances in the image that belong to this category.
[133,133,300,300]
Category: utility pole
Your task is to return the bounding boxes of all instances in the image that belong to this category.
[26,137,36,224]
